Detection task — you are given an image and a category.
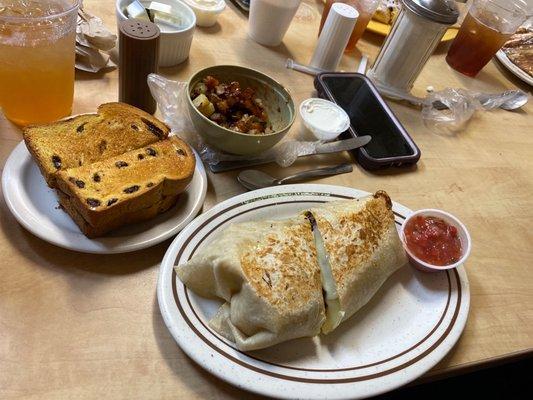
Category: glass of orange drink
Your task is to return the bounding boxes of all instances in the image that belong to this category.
[0,0,80,126]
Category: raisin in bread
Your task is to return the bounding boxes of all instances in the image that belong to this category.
[23,103,170,187]
[55,137,195,237]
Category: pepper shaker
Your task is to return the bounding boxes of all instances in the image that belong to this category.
[118,19,160,114]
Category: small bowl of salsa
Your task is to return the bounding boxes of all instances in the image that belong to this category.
[400,209,471,272]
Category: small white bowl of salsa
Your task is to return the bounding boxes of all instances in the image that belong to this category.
[400,209,471,272]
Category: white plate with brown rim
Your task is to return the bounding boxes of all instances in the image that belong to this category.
[1,140,207,254]
[158,184,470,399]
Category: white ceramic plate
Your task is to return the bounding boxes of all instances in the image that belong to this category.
[495,50,533,87]
[158,184,470,399]
[1,141,207,254]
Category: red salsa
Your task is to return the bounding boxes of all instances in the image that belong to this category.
[404,215,462,266]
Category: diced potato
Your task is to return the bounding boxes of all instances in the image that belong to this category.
[192,82,207,96]
[193,94,215,117]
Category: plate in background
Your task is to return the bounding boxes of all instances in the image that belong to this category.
[495,50,533,87]
[366,19,459,41]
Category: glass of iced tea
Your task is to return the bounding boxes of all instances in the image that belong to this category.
[319,0,380,52]
[445,0,528,77]
[0,0,80,126]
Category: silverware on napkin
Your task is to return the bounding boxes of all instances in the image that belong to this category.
[208,136,371,173]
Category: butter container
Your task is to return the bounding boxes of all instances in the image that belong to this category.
[116,0,196,66]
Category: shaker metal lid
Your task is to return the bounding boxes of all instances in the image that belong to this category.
[401,0,459,25]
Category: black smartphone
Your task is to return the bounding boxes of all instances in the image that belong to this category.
[314,73,420,170]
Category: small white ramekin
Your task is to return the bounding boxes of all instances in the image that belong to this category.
[400,209,472,273]
[116,0,196,67]
[299,98,350,141]
[183,0,225,27]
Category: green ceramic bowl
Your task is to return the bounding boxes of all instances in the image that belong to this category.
[187,65,295,155]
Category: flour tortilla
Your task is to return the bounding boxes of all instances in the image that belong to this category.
[306,191,407,333]
[175,191,407,349]
[175,216,325,351]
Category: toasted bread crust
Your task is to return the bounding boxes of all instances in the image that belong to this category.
[56,190,180,238]
[55,137,195,229]
[23,102,170,187]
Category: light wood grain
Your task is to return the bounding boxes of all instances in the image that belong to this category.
[1,1,532,399]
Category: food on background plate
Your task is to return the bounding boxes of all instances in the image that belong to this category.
[176,191,407,351]
[403,215,462,266]
[23,103,169,187]
[55,137,195,238]
[502,26,533,77]
[372,0,400,25]
[190,75,271,135]
[24,103,195,238]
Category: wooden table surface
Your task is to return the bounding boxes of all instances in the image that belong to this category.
[1,1,532,399]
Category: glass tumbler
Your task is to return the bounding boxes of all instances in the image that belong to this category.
[0,0,80,126]
[446,0,529,77]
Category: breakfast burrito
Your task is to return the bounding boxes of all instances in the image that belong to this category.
[176,217,326,350]
[305,191,407,333]
[175,191,407,351]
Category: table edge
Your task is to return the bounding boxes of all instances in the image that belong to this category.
[414,348,533,385]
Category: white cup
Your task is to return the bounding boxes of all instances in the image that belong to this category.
[248,0,302,47]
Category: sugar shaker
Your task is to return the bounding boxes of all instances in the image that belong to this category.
[309,3,358,71]
[367,0,459,94]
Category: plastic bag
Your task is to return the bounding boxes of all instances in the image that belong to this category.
[147,74,319,166]
[420,88,527,134]
[421,88,482,134]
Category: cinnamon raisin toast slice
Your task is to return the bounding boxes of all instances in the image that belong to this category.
[23,103,170,187]
[56,190,180,238]
[55,137,195,235]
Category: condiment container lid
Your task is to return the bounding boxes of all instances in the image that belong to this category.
[401,0,459,25]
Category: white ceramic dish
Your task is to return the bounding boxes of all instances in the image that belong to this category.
[183,0,225,27]
[400,209,471,273]
[299,98,350,141]
[1,140,207,254]
[158,184,470,399]
[116,0,196,66]
[495,49,533,87]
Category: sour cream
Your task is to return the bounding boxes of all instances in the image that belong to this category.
[183,0,225,27]
[299,98,350,141]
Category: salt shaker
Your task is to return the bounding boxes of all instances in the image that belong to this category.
[367,0,458,94]
[309,3,358,71]
[119,19,160,114]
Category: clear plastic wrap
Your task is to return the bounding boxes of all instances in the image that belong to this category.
[375,83,527,134]
[421,88,482,134]
[147,73,319,166]
[420,88,529,134]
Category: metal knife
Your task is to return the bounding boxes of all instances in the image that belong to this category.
[208,135,371,173]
